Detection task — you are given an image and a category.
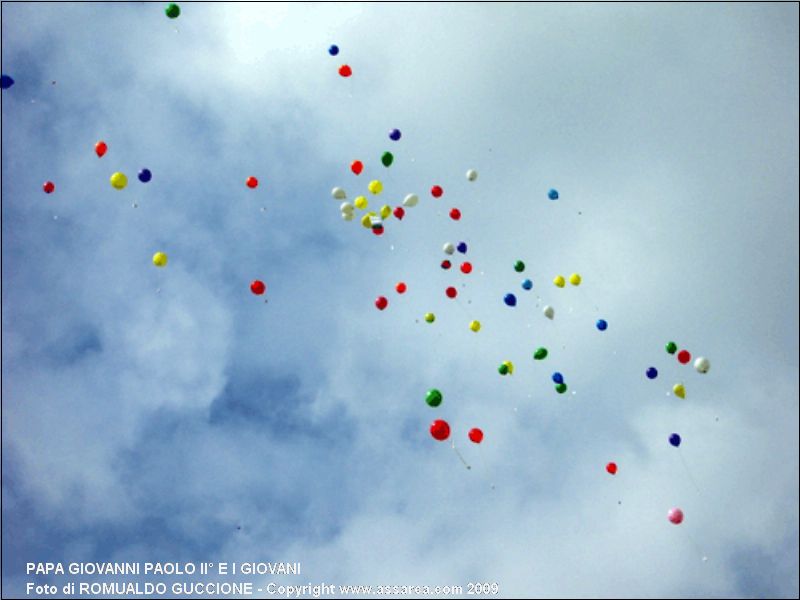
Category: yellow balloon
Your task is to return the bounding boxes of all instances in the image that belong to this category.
[553,275,566,288]
[424,312,435,323]
[354,195,368,210]
[368,180,383,195]
[110,172,128,190]
[569,273,582,286]
[503,360,514,375]
[673,383,686,399]
[152,251,168,267]
[469,320,481,332]
[380,204,391,219]
[361,212,376,229]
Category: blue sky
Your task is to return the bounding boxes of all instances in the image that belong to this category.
[2,3,798,598]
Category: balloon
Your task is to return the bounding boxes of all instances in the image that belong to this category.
[443,242,455,255]
[246,176,258,188]
[543,305,555,319]
[354,195,368,210]
[457,242,468,253]
[393,206,405,220]
[402,193,419,207]
[430,419,450,441]
[152,252,168,267]
[340,201,354,212]
[375,296,388,310]
[672,383,686,399]
[165,3,180,18]
[396,282,407,294]
[449,208,461,221]
[431,185,443,198]
[341,212,354,221]
[42,181,55,194]
[338,64,352,77]
[503,360,514,374]
[504,293,517,307]
[669,433,682,447]
[498,363,509,376]
[522,279,533,290]
[381,152,394,167]
[372,224,384,236]
[677,350,691,364]
[469,320,481,332]
[110,172,127,190]
[466,169,478,182]
[424,312,435,323]
[548,188,559,200]
[553,275,565,288]
[533,347,548,360]
[514,260,525,273]
[350,160,363,175]
[368,180,383,195]
[445,286,457,299]
[552,372,564,384]
[665,341,678,354]
[569,273,581,286]
[95,141,107,157]
[468,428,484,443]
[138,168,152,183]
[694,357,710,374]
[555,382,567,394]
[328,44,339,56]
[667,508,684,525]
[389,128,402,141]
[361,213,374,228]
[0,74,14,89]
[441,260,452,270]
[460,262,472,274]
[596,319,608,331]
[606,462,617,475]
[250,280,266,295]
[646,367,658,379]
[380,205,392,219]
[426,389,443,407]
[331,186,346,199]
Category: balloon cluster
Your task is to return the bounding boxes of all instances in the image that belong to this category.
[424,389,483,445]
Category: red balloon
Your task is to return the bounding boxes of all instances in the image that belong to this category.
[246,176,259,189]
[393,206,405,220]
[396,282,407,294]
[95,140,107,157]
[338,64,352,77]
[430,419,450,441]
[375,296,388,310]
[350,160,363,175]
[250,280,266,295]
[606,462,618,475]
[431,185,443,198]
[677,350,691,364]
[449,208,461,221]
[460,262,473,274]
[445,286,457,299]
[468,428,484,444]
[372,224,384,236]
[43,181,55,194]
[440,260,452,270]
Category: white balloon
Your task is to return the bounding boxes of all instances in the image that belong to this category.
[332,187,347,200]
[341,211,354,221]
[466,169,478,182]
[402,193,419,207]
[694,357,710,374]
[340,201,354,214]
[543,305,555,319]
[443,242,455,255]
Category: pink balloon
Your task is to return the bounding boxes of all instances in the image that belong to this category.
[667,508,684,525]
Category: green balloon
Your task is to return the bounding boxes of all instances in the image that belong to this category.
[533,347,548,360]
[381,152,394,167]
[165,3,180,18]
[665,341,677,354]
[498,364,509,375]
[425,388,442,407]
[555,383,567,394]
[514,260,525,273]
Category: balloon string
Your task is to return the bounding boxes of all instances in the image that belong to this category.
[679,450,703,495]
[451,439,471,470]
[680,526,708,562]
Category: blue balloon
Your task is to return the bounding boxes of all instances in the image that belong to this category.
[521,279,533,290]
[456,241,468,254]
[646,367,658,379]
[596,319,608,331]
[138,168,152,183]
[669,433,681,447]
[389,128,402,141]
[548,188,559,200]
[552,372,564,384]
[328,45,339,56]
[1,74,14,89]
[504,293,517,307]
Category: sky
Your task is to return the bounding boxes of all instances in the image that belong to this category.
[2,2,798,599]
